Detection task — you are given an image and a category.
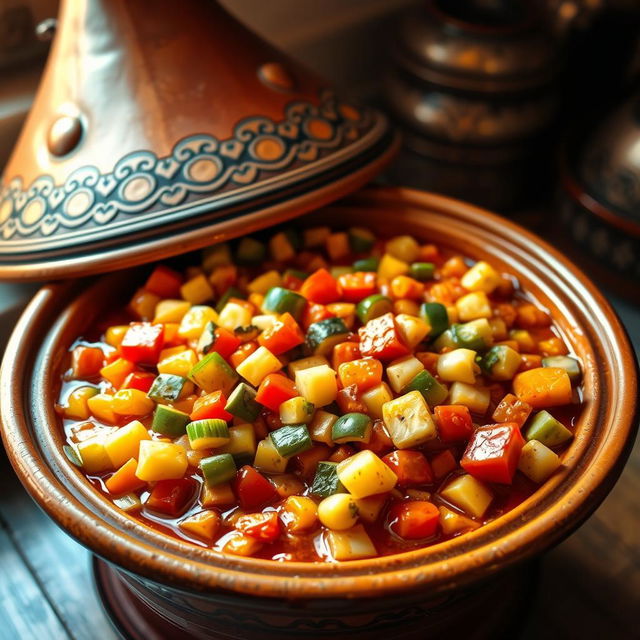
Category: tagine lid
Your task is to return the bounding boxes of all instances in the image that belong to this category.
[0,0,398,281]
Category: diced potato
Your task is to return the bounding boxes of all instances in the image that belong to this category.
[395,314,430,348]
[287,355,330,377]
[308,410,338,445]
[252,314,278,332]
[200,482,235,507]
[382,390,437,449]
[336,450,397,499]
[326,524,377,561]
[361,382,394,419]
[485,345,521,381]
[295,364,338,407]
[386,355,424,393]
[318,493,359,530]
[254,438,289,473]
[100,358,135,389]
[179,510,220,541]
[135,440,188,481]
[437,349,478,384]
[110,389,155,416]
[178,305,218,341]
[180,274,214,304]
[518,440,561,483]
[460,261,502,294]
[153,299,191,324]
[456,291,492,322]
[113,493,142,513]
[157,350,198,377]
[438,506,480,535]
[217,423,257,460]
[280,396,315,424]
[448,382,490,414]
[159,345,186,361]
[87,393,118,424]
[378,253,409,280]
[77,437,112,473]
[280,495,318,532]
[104,420,151,468]
[354,494,388,523]
[386,235,420,262]
[236,346,282,387]
[247,270,282,295]
[218,302,253,331]
[63,386,99,420]
[440,474,493,518]
[509,329,535,352]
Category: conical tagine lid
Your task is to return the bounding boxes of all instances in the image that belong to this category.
[0,0,397,280]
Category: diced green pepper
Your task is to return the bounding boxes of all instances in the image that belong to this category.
[263,287,307,320]
[187,419,230,449]
[188,352,238,395]
[200,453,237,486]
[410,262,435,281]
[331,412,372,444]
[215,286,244,313]
[269,424,313,457]
[348,227,376,252]
[148,374,190,402]
[152,405,190,437]
[353,257,379,272]
[306,317,350,355]
[524,410,573,447]
[311,461,345,498]
[420,302,449,338]
[236,237,266,264]
[225,383,261,422]
[403,370,448,407]
[542,356,581,382]
[356,294,393,324]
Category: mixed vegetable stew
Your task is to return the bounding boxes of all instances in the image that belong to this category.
[58,225,582,562]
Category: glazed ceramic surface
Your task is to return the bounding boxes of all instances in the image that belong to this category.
[1,188,637,610]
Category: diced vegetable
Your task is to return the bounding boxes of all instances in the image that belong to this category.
[217,423,257,466]
[449,319,493,351]
[63,386,99,420]
[148,373,193,402]
[386,355,424,393]
[430,449,457,479]
[336,450,397,499]
[71,346,104,379]
[448,382,491,414]
[76,437,112,473]
[255,373,297,411]
[524,410,573,447]
[104,420,150,468]
[145,265,183,298]
[280,397,315,424]
[263,287,307,320]
[542,355,581,382]
[200,453,237,486]
[280,495,318,532]
[187,419,230,450]
[311,461,345,497]
[456,291,492,322]
[189,351,239,395]
[86,393,118,424]
[234,466,278,510]
[308,410,338,445]
[512,367,572,408]
[200,482,235,507]
[254,437,289,473]
[492,393,532,427]
[440,474,493,518]
[306,317,350,355]
[318,493,359,530]
[331,412,372,444]
[388,500,439,539]
[190,390,232,421]
[402,370,448,407]
[518,439,562,482]
[353,257,379,272]
[247,270,282,295]
[136,440,188,481]
[394,314,430,349]
[236,237,266,264]
[338,358,383,392]
[257,312,304,355]
[382,390,437,449]
[113,493,143,513]
[480,345,522,381]
[356,294,393,324]
[225,383,261,422]
[420,302,449,338]
[382,450,433,486]
[270,425,313,458]
[295,364,338,407]
[100,358,135,389]
[299,269,341,304]
[434,405,473,441]
[179,510,221,541]
[152,405,190,437]
[106,458,146,495]
[236,511,280,542]
[145,478,195,516]
[358,313,409,361]
[460,260,501,294]
[235,346,282,387]
[438,506,480,535]
[326,524,377,560]
[360,382,394,419]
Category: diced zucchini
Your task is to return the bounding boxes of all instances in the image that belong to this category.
[382,390,437,448]
[295,364,338,407]
[420,302,449,338]
[270,424,313,457]
[480,345,521,381]
[104,420,151,468]
[217,423,257,466]
[189,351,239,395]
[196,321,217,355]
[200,482,236,507]
[235,345,282,387]
[318,493,359,530]
[356,294,393,324]
[218,301,253,331]
[353,257,379,272]
[386,355,424,393]
[254,437,289,473]
[542,355,581,382]
[306,318,350,356]
[331,412,372,444]
[308,410,338,445]
[280,396,315,424]
[113,493,143,513]
[456,291,492,322]
[410,262,435,281]
[336,450,397,499]
[148,373,193,402]
[524,410,573,447]
[437,348,478,384]
[311,461,346,497]
[348,227,376,252]
[450,319,493,351]
[448,382,490,414]
[287,355,330,377]
[440,474,493,518]
[186,419,230,450]
[152,405,190,437]
[402,370,448,407]
[394,314,430,349]
[178,305,218,341]
[263,287,306,320]
[360,382,394,419]
[136,440,188,481]
[236,237,266,264]
[518,439,561,483]
[326,524,377,560]
[460,260,502,294]
[200,453,237,486]
[224,383,261,422]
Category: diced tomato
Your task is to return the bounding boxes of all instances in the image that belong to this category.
[235,466,278,510]
[337,272,377,302]
[235,511,281,542]
[145,478,196,516]
[258,312,304,354]
[336,384,368,414]
[144,265,183,298]
[358,420,394,456]
[299,268,342,304]
[382,450,433,486]
[210,327,241,360]
[388,501,440,539]
[301,303,335,331]
[492,393,532,427]
[430,449,457,479]
[461,422,525,484]
[332,341,362,370]
[255,374,297,412]
[71,346,105,378]
[229,341,258,368]
[190,390,232,421]
[121,371,156,393]
[434,405,474,441]
[120,322,165,365]
[338,357,382,392]
[358,313,409,361]
[105,458,146,495]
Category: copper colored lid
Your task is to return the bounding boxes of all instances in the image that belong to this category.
[0,0,398,281]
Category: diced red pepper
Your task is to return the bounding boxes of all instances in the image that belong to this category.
[337,272,377,302]
[301,303,335,331]
[120,322,165,365]
[145,478,196,516]
[235,511,281,542]
[121,371,156,393]
[388,501,440,539]
[335,384,368,414]
[382,450,433,486]
[282,271,305,291]
[258,313,304,354]
[299,268,342,304]
[210,327,241,360]
[190,390,233,421]
[358,420,394,456]
[461,422,525,484]
[71,346,105,379]
[255,374,297,412]
[235,466,278,510]
[332,341,362,370]
[434,405,474,441]
[358,313,409,361]
[144,265,183,298]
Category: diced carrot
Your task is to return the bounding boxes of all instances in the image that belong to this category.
[71,346,105,379]
[382,450,433,486]
[358,313,409,361]
[258,313,304,354]
[229,341,259,368]
[515,303,551,329]
[512,367,572,408]
[492,393,532,427]
[538,337,568,357]
[417,244,442,264]
[337,272,377,302]
[415,351,439,375]
[434,405,473,441]
[332,341,362,370]
[494,303,517,328]
[357,420,394,456]
[106,458,146,495]
[190,390,232,421]
[329,445,356,463]
[338,358,383,392]
[335,384,368,414]
[519,354,543,371]
[209,265,238,296]
[430,449,457,479]
[301,303,335,331]
[390,276,424,300]
[235,511,281,542]
[440,256,468,279]
[388,501,440,539]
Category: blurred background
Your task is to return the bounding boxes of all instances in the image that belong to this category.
[0,1,638,639]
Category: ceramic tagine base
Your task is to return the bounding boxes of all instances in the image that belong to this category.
[92,556,538,640]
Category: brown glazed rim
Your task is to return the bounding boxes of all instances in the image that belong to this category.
[1,186,637,599]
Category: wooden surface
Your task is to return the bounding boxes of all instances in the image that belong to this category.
[0,288,637,640]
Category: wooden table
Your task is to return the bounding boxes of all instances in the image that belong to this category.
[0,292,638,640]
